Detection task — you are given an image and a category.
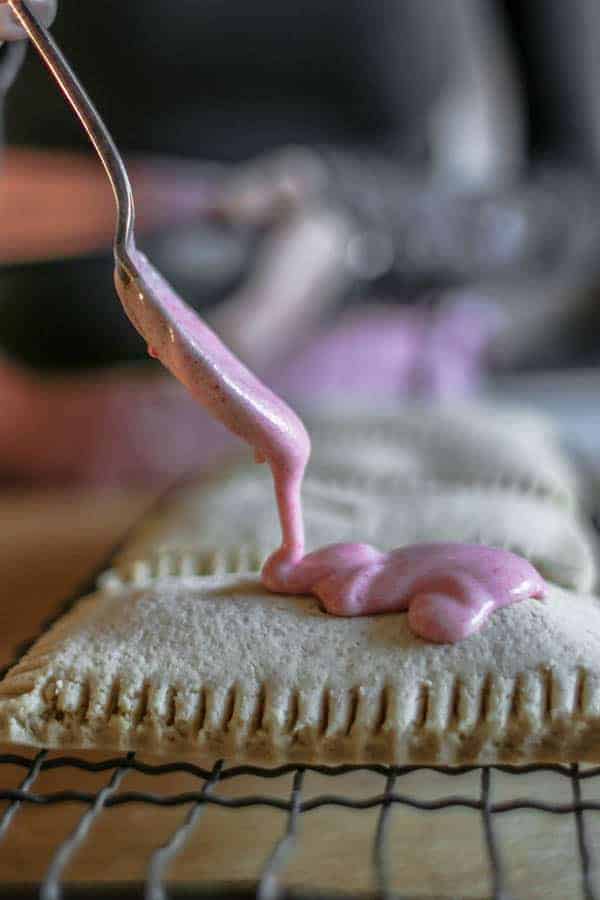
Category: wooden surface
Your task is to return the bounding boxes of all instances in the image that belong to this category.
[0,487,153,673]
[0,487,597,898]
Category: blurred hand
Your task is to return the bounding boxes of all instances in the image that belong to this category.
[0,0,57,41]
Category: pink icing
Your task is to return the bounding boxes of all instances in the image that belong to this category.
[262,542,546,643]
[113,254,546,642]
[114,252,310,555]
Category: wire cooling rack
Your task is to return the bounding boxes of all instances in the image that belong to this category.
[1,528,600,900]
[1,751,600,900]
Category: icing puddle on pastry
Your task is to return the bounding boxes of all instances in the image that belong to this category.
[115,253,546,643]
[262,541,546,643]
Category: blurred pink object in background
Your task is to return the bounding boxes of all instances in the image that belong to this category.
[268,298,503,400]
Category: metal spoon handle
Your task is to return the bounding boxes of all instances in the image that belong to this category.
[7,0,135,251]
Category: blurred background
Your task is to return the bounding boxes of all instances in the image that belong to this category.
[2,0,600,485]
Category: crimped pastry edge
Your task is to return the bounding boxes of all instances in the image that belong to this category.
[1,660,598,764]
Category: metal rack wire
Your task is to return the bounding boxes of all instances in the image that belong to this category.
[0,531,599,899]
[0,751,599,899]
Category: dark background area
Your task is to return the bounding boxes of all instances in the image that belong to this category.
[2,0,600,372]
[7,0,600,166]
[7,0,446,161]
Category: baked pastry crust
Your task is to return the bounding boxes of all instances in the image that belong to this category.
[1,574,600,763]
[1,403,599,762]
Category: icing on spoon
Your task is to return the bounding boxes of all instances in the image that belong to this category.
[114,252,309,558]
